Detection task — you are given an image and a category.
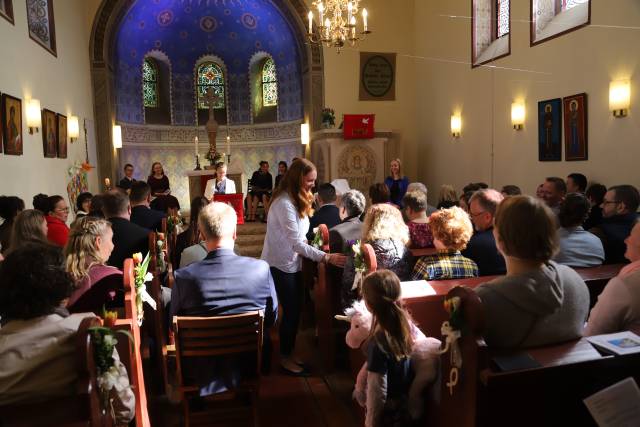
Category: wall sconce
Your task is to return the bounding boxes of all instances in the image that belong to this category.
[609,80,630,118]
[68,116,79,142]
[450,114,461,138]
[26,99,41,134]
[112,125,122,149]
[511,102,525,130]
[301,123,310,145]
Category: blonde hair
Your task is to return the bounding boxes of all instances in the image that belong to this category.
[439,184,458,203]
[428,206,473,251]
[390,158,402,176]
[362,270,413,361]
[64,216,112,283]
[198,202,237,240]
[363,203,409,245]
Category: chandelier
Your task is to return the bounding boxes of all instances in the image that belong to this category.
[307,1,371,52]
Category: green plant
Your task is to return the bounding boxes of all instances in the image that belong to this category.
[132,251,156,325]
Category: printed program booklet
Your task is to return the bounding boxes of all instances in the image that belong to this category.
[584,377,640,427]
[586,331,640,355]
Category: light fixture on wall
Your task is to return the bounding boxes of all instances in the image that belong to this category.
[26,99,41,134]
[301,123,310,145]
[609,80,630,118]
[112,125,122,149]
[307,1,371,52]
[450,114,461,138]
[511,102,525,130]
[68,116,80,142]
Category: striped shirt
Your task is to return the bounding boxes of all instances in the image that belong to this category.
[412,251,479,281]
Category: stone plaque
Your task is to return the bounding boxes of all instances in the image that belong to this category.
[359,52,396,101]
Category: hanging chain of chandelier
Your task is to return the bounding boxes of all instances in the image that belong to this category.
[307,0,371,52]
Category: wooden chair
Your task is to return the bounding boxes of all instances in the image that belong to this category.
[113,258,151,427]
[0,317,113,427]
[173,312,265,427]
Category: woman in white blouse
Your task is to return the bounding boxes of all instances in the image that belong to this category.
[261,158,345,375]
[204,162,236,200]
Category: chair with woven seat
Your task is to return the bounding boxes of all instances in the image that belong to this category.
[173,311,265,427]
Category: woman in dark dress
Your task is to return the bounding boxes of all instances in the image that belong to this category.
[275,161,288,190]
[247,160,273,222]
[147,162,171,197]
[384,159,409,208]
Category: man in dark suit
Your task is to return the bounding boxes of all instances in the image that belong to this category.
[329,189,366,254]
[117,164,136,192]
[307,183,341,241]
[130,181,166,231]
[103,190,150,269]
[171,202,278,394]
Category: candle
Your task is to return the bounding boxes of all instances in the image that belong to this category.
[347,2,352,22]
[318,3,324,25]
[350,16,356,38]
[226,135,231,156]
[194,135,199,157]
[324,18,330,39]
[308,11,313,34]
[363,8,368,32]
[105,178,111,189]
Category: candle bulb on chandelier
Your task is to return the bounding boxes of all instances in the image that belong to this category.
[318,2,324,25]
[347,2,353,22]
[362,8,368,32]
[308,11,313,34]
[350,16,356,39]
[324,18,330,39]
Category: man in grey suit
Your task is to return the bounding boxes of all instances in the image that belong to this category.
[329,189,366,254]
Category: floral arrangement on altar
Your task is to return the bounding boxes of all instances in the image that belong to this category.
[205,148,226,166]
[322,108,335,128]
[88,325,133,413]
[349,240,366,291]
[132,252,157,325]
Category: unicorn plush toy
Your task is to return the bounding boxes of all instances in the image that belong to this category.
[336,300,441,419]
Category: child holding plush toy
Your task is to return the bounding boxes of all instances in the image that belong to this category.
[361,270,419,427]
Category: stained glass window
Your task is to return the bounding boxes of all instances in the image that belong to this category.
[262,58,278,107]
[196,62,225,109]
[497,0,509,38]
[563,0,588,11]
[143,58,158,108]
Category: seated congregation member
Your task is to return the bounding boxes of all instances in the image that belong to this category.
[117,163,136,192]
[88,194,105,218]
[384,158,409,208]
[566,172,587,194]
[343,203,412,306]
[0,243,135,424]
[32,193,49,213]
[103,190,149,269]
[74,192,92,218]
[436,184,458,209]
[369,183,391,205]
[553,193,604,268]
[475,196,590,349]
[403,190,434,249]
[306,183,341,241]
[462,189,506,275]
[204,162,236,200]
[247,160,273,222]
[406,182,437,216]
[361,270,416,427]
[7,209,49,252]
[176,196,209,268]
[540,176,566,216]
[458,191,473,213]
[329,189,366,254]
[0,196,24,254]
[274,160,287,189]
[412,207,478,281]
[589,184,640,264]
[500,185,521,197]
[586,222,640,335]
[45,195,71,247]
[129,181,165,231]
[583,183,606,230]
[172,202,278,393]
[64,216,122,313]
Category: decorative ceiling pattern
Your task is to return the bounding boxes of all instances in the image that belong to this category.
[114,0,303,125]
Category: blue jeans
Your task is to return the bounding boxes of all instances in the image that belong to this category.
[270,267,303,357]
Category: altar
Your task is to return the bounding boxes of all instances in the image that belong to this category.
[309,129,399,195]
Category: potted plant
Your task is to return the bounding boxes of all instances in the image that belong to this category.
[321,108,335,128]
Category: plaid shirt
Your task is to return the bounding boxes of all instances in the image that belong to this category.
[411,250,479,281]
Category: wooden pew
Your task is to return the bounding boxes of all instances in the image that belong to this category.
[113,258,151,427]
[311,224,336,372]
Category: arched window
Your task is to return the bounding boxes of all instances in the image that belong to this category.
[262,58,278,107]
[143,58,159,108]
[196,62,225,109]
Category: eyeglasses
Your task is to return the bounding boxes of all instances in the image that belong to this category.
[601,200,621,205]
[469,210,487,218]
[56,207,70,213]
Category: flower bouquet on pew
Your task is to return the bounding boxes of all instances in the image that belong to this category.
[132,251,157,326]
[156,233,167,273]
[350,240,366,292]
[311,227,324,249]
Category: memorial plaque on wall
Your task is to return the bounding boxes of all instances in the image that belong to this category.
[359,52,396,101]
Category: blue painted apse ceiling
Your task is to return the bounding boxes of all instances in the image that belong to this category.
[115,0,303,125]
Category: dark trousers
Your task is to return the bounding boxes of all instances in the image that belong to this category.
[270,267,303,357]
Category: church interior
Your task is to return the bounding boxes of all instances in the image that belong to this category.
[1,0,640,426]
